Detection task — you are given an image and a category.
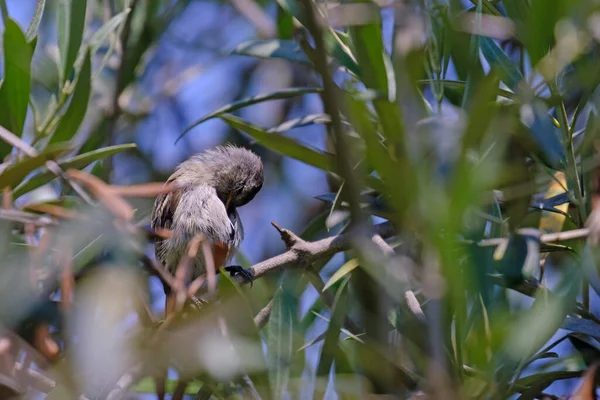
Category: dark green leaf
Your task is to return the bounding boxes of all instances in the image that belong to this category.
[561,316,600,339]
[233,40,311,64]
[525,101,566,168]
[568,334,600,366]
[58,0,87,82]
[50,49,92,144]
[417,79,518,101]
[12,144,137,198]
[512,370,583,394]
[219,114,335,172]
[462,1,484,110]
[177,87,322,142]
[276,3,294,39]
[0,19,34,158]
[480,36,523,91]
[0,143,72,190]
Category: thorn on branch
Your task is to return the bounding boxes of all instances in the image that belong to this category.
[271,221,303,250]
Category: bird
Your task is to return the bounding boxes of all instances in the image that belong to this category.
[151,144,264,316]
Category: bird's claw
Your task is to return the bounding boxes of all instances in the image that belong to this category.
[224,265,254,287]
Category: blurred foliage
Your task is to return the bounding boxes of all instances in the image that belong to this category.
[2,0,600,399]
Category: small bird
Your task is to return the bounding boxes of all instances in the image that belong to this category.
[151,144,264,315]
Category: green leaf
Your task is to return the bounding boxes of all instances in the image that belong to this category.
[348,18,388,97]
[525,101,566,168]
[525,0,568,67]
[89,8,130,54]
[315,277,350,379]
[418,79,518,101]
[276,3,294,39]
[131,378,203,394]
[12,144,137,198]
[323,259,359,291]
[49,49,92,144]
[0,19,34,159]
[274,0,360,76]
[462,1,484,110]
[25,0,46,42]
[219,114,336,172]
[267,286,299,399]
[0,143,72,190]
[72,7,131,74]
[58,0,87,82]
[480,36,523,91]
[561,316,600,339]
[233,40,312,64]
[177,87,322,142]
[504,263,581,365]
[512,370,584,395]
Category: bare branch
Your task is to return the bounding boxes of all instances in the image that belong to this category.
[247,221,395,280]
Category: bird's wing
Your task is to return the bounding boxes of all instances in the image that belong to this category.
[151,184,184,265]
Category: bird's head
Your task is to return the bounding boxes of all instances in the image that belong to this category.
[179,145,264,210]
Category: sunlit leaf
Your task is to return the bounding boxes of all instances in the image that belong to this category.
[323,259,359,291]
[538,172,568,234]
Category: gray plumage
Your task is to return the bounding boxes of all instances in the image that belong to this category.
[151,145,264,279]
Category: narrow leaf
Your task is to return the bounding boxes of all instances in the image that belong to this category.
[58,0,87,82]
[13,144,137,198]
[267,286,299,399]
[268,114,331,133]
[233,40,312,64]
[219,114,335,172]
[50,49,92,144]
[480,36,523,91]
[25,0,46,42]
[316,277,350,378]
[0,19,34,158]
[177,87,322,142]
[323,259,359,291]
[0,143,72,189]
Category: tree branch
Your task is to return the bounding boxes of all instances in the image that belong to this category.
[248,221,395,280]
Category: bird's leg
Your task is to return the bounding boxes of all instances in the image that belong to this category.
[223,265,254,286]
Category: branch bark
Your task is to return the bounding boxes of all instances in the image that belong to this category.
[248,221,395,280]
